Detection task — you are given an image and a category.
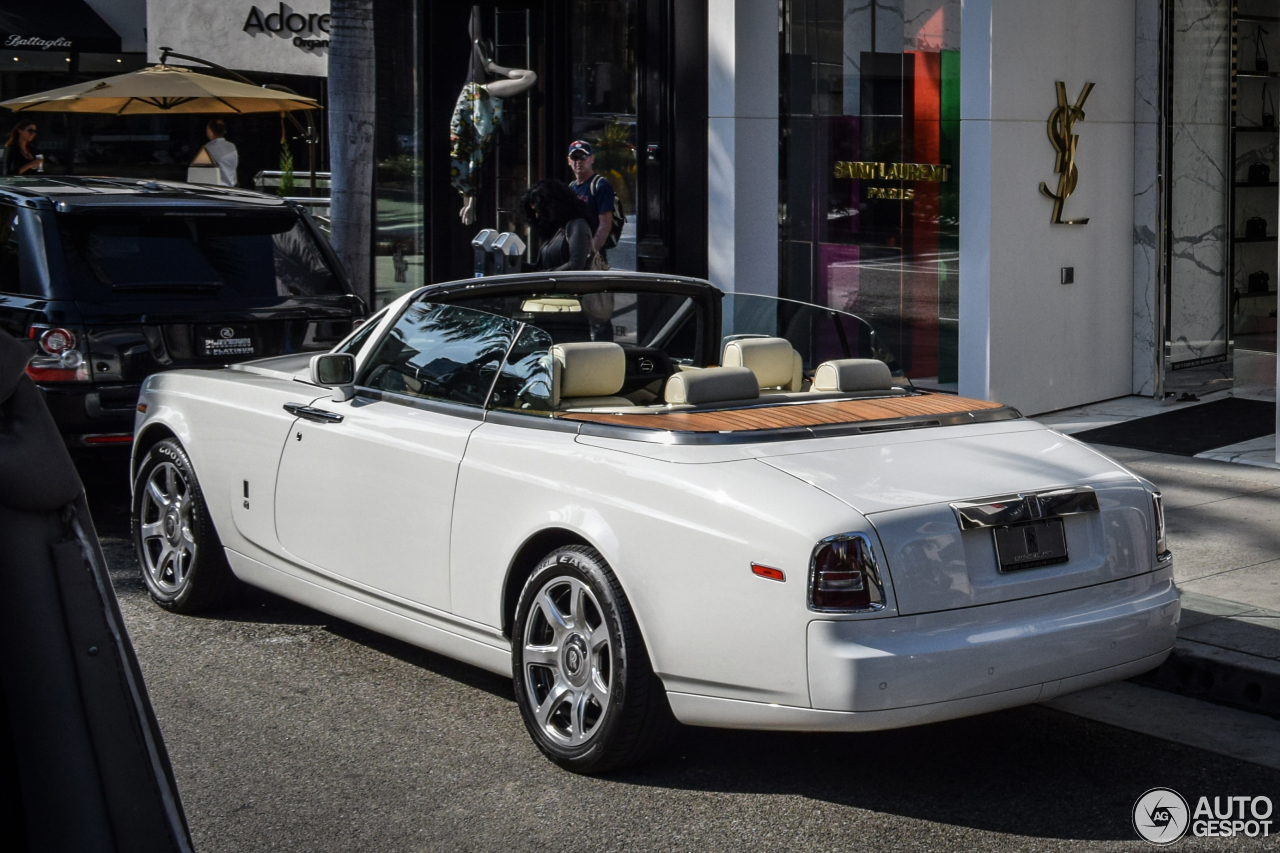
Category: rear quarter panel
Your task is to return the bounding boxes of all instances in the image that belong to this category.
[450,421,878,707]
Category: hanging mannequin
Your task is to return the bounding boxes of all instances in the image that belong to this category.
[450,7,538,225]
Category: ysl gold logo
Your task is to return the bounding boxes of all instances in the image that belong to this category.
[1039,81,1095,225]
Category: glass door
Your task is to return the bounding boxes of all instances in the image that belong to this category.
[1232,0,1280,394]
[1161,0,1234,397]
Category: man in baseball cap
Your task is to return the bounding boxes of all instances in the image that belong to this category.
[567,140,615,255]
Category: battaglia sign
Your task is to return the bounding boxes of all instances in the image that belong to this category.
[243,3,332,51]
[4,35,74,50]
[832,161,951,201]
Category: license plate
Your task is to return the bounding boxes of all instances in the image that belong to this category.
[197,324,256,358]
[992,519,1068,572]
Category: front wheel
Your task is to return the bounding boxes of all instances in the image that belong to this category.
[512,545,672,773]
[132,437,239,613]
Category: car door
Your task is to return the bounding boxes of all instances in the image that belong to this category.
[273,301,518,612]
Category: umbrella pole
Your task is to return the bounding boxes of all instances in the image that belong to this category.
[308,118,317,196]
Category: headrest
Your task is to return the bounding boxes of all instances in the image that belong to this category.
[811,358,893,392]
[722,337,800,389]
[664,367,760,405]
[552,342,625,401]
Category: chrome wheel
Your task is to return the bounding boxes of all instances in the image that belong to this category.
[522,575,612,747]
[137,461,197,594]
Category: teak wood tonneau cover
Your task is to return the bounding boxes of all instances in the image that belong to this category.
[558,394,1007,433]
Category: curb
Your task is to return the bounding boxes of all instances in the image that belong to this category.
[1132,638,1280,720]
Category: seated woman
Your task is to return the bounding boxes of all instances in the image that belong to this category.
[522,180,596,272]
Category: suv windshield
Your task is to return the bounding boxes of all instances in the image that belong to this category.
[56,211,344,300]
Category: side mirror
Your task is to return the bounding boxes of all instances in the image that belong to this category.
[309,353,356,401]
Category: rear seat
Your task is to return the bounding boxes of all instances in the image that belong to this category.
[810,358,894,392]
[721,338,802,394]
[663,366,760,406]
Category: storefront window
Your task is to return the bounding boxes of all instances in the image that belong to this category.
[373,0,425,307]
[780,0,960,390]
[569,0,638,271]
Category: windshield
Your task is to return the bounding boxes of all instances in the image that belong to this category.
[56,211,344,300]
[721,292,903,377]
[447,290,699,363]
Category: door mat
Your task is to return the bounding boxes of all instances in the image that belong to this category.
[1072,397,1276,456]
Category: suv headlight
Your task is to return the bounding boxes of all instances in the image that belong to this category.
[808,532,886,612]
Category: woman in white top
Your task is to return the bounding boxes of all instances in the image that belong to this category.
[198,119,239,187]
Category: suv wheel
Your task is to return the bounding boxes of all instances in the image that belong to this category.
[132,437,238,612]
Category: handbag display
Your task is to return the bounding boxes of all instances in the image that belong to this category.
[1257,26,1270,73]
[1264,84,1277,129]
[1249,162,1272,185]
[1246,216,1269,240]
[1248,270,1271,294]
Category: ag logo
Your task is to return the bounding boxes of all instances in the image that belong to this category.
[1134,788,1190,845]
[220,327,236,339]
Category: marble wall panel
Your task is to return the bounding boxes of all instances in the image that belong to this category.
[1133,0,1160,396]
[1166,0,1231,369]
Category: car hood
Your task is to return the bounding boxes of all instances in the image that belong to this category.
[227,352,317,383]
[758,427,1135,516]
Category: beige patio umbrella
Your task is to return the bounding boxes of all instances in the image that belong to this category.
[0,63,319,115]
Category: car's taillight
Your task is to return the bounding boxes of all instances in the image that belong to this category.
[25,325,89,382]
[809,533,886,612]
[1152,491,1172,563]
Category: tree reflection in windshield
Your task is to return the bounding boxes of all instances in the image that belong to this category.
[363,302,517,406]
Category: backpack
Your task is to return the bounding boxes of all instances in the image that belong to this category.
[588,175,626,250]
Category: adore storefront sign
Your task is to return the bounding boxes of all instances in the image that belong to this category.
[146,0,329,77]
[243,3,331,51]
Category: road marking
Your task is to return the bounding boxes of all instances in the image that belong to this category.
[1044,681,1280,771]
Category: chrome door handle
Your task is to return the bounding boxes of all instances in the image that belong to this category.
[283,403,344,424]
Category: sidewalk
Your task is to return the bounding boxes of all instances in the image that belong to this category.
[1034,402,1280,718]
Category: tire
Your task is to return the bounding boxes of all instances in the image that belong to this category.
[512,544,672,773]
[132,437,239,613]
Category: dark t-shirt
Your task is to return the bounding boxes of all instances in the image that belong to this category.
[2,145,36,177]
[570,175,615,225]
[537,218,594,271]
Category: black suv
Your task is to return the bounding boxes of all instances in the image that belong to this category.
[0,177,365,449]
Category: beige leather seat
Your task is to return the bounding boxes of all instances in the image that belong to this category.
[551,342,632,409]
[722,337,803,393]
[664,366,760,406]
[810,358,893,392]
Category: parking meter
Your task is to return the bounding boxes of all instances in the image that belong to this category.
[492,232,527,275]
[471,229,498,277]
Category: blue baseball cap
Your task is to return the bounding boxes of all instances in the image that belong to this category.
[568,140,593,158]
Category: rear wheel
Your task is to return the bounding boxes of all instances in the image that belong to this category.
[132,437,238,613]
[512,545,672,773]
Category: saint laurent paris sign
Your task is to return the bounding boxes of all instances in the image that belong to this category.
[831,161,951,201]
[1039,81,1094,225]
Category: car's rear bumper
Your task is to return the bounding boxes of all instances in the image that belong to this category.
[39,383,139,448]
[667,567,1178,731]
[667,650,1170,731]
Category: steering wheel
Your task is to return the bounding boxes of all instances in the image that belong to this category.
[619,346,675,396]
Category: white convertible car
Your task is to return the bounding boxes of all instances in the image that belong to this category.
[131,272,1179,772]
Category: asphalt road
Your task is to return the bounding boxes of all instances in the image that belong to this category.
[80,458,1280,853]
